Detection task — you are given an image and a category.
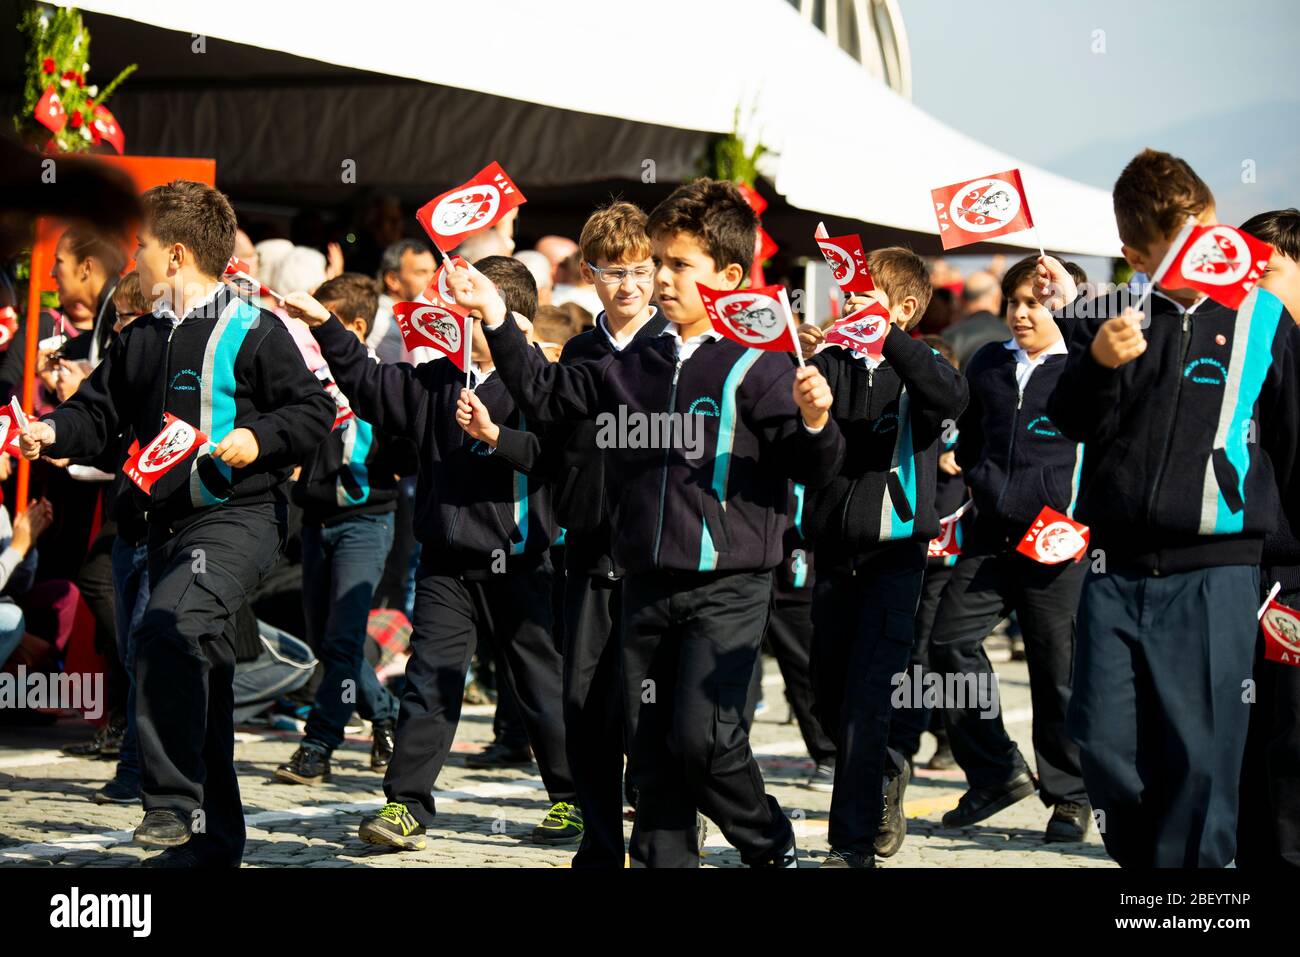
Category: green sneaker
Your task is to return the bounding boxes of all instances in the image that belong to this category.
[359,802,427,851]
[531,801,583,845]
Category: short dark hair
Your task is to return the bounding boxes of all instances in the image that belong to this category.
[1001,256,1090,306]
[921,334,957,368]
[59,223,127,277]
[315,272,380,336]
[378,238,433,281]
[475,255,537,320]
[867,246,932,327]
[1241,208,1300,262]
[140,180,237,279]
[1113,148,1215,251]
[532,305,579,345]
[646,178,757,276]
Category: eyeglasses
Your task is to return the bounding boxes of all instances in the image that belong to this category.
[587,262,655,285]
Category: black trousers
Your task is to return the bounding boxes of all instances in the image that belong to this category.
[888,562,954,760]
[137,501,286,866]
[765,588,835,764]
[928,550,1087,804]
[811,542,926,854]
[622,570,791,867]
[1237,583,1300,868]
[384,559,575,826]
[563,567,627,867]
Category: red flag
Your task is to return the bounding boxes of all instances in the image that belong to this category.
[1016,506,1089,565]
[825,300,892,359]
[697,283,799,354]
[314,367,354,430]
[224,257,281,301]
[90,104,124,154]
[0,307,16,351]
[35,86,67,133]
[928,500,972,559]
[1152,222,1274,310]
[123,414,209,494]
[422,256,471,317]
[931,168,1034,250]
[736,183,768,216]
[2,399,25,456]
[416,162,526,253]
[814,223,874,293]
[1261,597,1300,667]
[393,301,470,371]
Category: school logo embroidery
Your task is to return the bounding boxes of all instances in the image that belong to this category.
[1025,416,1059,437]
[872,412,899,434]
[1182,227,1252,286]
[170,369,201,392]
[687,397,721,417]
[1183,357,1228,385]
[949,177,1022,234]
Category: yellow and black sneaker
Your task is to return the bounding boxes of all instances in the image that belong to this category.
[359,802,427,851]
[531,801,583,845]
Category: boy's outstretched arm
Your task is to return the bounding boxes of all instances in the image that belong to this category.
[445,262,602,424]
[880,330,969,435]
[31,334,129,462]
[239,319,336,468]
[284,292,431,439]
[750,364,845,490]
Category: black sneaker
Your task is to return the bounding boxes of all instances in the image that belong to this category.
[465,741,533,769]
[274,745,332,785]
[370,720,396,771]
[1044,800,1092,843]
[532,801,583,844]
[359,802,427,851]
[875,759,911,857]
[820,847,875,868]
[62,723,115,757]
[941,770,1037,828]
[92,777,140,805]
[97,719,126,759]
[133,809,191,847]
[805,760,835,793]
[925,738,957,771]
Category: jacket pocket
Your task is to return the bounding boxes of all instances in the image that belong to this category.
[698,490,731,553]
[885,472,915,524]
[1211,447,1245,514]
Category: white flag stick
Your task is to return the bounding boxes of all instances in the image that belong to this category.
[464,314,473,392]
[1032,225,1047,262]
[1259,581,1282,620]
[778,288,805,368]
[1133,217,1197,317]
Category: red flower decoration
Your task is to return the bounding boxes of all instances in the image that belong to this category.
[62,70,78,81]
[77,74,86,88]
[42,58,56,73]
[70,110,83,129]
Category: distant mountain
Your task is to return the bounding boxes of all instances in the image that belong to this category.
[1039,101,1300,226]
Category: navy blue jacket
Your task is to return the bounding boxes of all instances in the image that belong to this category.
[959,340,1082,551]
[313,315,556,575]
[483,313,845,576]
[1048,287,1300,574]
[803,330,969,571]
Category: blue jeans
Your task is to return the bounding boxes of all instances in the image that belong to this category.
[233,624,316,723]
[301,511,399,752]
[110,537,151,787]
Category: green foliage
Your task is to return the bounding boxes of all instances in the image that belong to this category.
[701,105,769,188]
[15,3,136,152]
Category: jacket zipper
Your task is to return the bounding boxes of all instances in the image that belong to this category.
[651,356,683,568]
[995,377,1025,519]
[160,320,179,431]
[1144,312,1193,566]
[839,365,875,541]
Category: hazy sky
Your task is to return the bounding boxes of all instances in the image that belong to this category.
[896,0,1300,226]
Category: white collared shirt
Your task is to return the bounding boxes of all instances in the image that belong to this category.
[599,306,658,352]
[1151,288,1209,316]
[469,362,494,388]
[659,325,723,364]
[1004,335,1068,392]
[159,282,226,327]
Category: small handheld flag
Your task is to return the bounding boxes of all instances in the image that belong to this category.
[824,300,891,359]
[1016,506,1089,565]
[814,223,875,294]
[928,499,973,559]
[1148,221,1273,310]
[422,256,472,317]
[1259,586,1300,668]
[698,282,801,360]
[931,168,1035,251]
[393,301,471,372]
[224,257,284,303]
[416,162,526,253]
[124,414,209,494]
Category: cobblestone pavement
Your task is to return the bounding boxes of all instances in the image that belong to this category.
[0,647,1113,868]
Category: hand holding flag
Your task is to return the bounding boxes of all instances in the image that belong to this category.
[824,298,892,359]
